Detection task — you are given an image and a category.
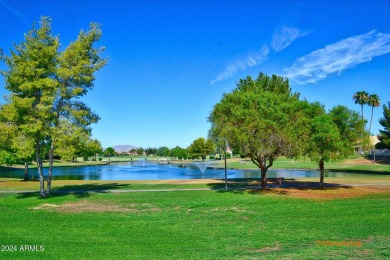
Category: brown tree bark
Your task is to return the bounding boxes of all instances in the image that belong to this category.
[319,158,325,189]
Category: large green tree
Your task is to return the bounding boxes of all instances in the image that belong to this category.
[47,21,106,191]
[209,73,310,190]
[1,17,106,197]
[188,137,215,161]
[307,105,364,189]
[1,17,59,196]
[376,102,390,149]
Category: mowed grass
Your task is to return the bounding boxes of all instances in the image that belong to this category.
[222,156,390,173]
[1,188,389,259]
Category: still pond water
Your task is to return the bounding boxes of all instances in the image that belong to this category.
[0,161,381,180]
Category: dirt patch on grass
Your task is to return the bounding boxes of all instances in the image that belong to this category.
[32,201,161,213]
[267,185,390,200]
[248,244,281,253]
[341,158,376,165]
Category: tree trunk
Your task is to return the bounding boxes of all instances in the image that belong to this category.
[36,142,46,197]
[319,158,325,190]
[23,162,29,181]
[260,167,267,191]
[47,145,54,194]
[369,106,374,135]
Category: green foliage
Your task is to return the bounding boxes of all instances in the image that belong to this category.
[1,17,58,142]
[104,147,116,157]
[307,106,364,161]
[136,147,144,156]
[376,101,390,149]
[145,147,157,155]
[53,120,99,161]
[367,94,381,134]
[352,91,369,119]
[82,139,103,159]
[0,150,17,165]
[169,146,188,159]
[209,73,309,174]
[0,16,106,196]
[156,146,170,157]
[188,137,215,161]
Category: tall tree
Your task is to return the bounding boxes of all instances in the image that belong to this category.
[209,73,310,190]
[47,22,106,192]
[1,17,106,197]
[352,91,369,130]
[188,137,215,161]
[367,94,381,135]
[376,102,390,149]
[1,17,59,196]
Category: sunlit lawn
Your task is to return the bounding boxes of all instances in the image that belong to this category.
[0,188,389,259]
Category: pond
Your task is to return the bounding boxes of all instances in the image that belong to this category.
[0,161,382,180]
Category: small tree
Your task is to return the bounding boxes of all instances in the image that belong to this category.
[81,139,103,161]
[169,146,187,159]
[376,101,390,149]
[156,146,170,157]
[104,147,115,157]
[188,138,215,161]
[307,106,364,189]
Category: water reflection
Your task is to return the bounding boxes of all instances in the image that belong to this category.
[0,162,384,180]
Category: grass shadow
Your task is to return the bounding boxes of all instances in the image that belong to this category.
[16,183,132,199]
[207,178,352,195]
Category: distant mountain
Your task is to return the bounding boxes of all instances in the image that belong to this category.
[113,145,137,153]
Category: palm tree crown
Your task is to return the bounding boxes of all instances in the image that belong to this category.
[353,91,369,119]
[368,94,381,135]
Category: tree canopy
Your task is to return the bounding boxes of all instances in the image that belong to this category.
[209,73,310,189]
[209,73,364,189]
[188,137,215,161]
[376,102,390,149]
[307,105,363,188]
[0,17,106,197]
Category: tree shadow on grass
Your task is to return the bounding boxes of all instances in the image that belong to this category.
[207,178,352,195]
[365,155,390,166]
[16,183,132,199]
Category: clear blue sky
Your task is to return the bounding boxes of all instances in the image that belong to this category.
[0,0,389,149]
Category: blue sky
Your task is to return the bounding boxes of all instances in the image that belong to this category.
[0,0,389,149]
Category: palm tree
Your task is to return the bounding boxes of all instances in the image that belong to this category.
[353,91,369,130]
[367,94,381,135]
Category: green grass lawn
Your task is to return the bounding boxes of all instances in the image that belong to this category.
[1,189,389,259]
[221,156,390,173]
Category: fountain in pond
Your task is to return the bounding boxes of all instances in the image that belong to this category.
[138,157,147,167]
[194,161,212,174]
